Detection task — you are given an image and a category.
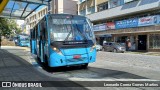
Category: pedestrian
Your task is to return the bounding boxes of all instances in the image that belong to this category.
[126,39,131,51]
[128,40,131,50]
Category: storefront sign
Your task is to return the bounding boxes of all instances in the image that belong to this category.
[138,16,157,26]
[115,18,138,29]
[106,22,115,29]
[93,24,106,31]
[99,24,106,30]
[93,25,99,31]
[156,15,160,24]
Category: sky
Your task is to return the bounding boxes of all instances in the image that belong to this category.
[16,20,24,26]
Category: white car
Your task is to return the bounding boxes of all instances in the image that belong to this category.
[96,44,102,51]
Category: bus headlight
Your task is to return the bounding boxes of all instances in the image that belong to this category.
[51,46,63,55]
[90,45,96,52]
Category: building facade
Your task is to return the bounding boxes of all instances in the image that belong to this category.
[25,6,48,34]
[25,0,78,34]
[51,0,78,15]
[78,0,160,52]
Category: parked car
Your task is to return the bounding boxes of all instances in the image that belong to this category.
[103,42,126,53]
[96,44,102,51]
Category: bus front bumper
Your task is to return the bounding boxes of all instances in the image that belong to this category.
[48,49,96,67]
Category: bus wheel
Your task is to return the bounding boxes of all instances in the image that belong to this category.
[44,55,49,66]
[81,64,88,69]
[37,56,40,62]
[36,56,43,66]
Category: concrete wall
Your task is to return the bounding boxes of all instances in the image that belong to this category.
[51,0,78,15]
[63,0,78,15]
[87,0,160,21]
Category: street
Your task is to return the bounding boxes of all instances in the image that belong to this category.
[0,46,160,90]
[1,0,160,90]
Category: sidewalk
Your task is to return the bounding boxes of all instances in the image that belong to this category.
[125,51,160,56]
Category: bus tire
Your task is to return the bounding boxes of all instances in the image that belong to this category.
[36,56,42,66]
[44,55,49,66]
[37,56,40,61]
[81,63,88,69]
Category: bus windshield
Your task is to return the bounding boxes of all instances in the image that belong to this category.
[48,15,95,43]
[21,38,29,41]
[19,35,29,41]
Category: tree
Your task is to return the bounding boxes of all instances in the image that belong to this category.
[0,18,10,37]
[0,17,22,37]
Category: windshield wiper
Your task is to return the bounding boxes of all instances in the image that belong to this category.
[64,16,74,42]
[64,28,72,41]
[64,21,73,41]
[64,16,87,42]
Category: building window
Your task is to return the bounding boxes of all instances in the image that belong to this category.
[149,34,160,49]
[79,0,85,3]
[87,7,95,14]
[109,0,124,8]
[80,9,86,16]
[97,2,108,12]
[34,15,36,20]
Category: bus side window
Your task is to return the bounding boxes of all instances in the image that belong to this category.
[40,19,46,41]
[35,26,38,39]
[33,29,35,40]
[40,21,44,40]
[44,21,48,40]
[30,30,32,39]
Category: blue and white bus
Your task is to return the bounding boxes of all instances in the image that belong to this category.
[17,34,30,47]
[30,14,96,68]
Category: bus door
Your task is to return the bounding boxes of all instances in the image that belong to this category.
[39,18,48,63]
[30,29,33,53]
[30,29,35,54]
[42,18,49,63]
[36,24,40,58]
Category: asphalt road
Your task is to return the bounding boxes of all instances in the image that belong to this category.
[0,46,160,90]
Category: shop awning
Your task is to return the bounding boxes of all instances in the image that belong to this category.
[96,34,112,37]
[0,0,52,19]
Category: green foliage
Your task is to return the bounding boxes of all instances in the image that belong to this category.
[0,17,22,37]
